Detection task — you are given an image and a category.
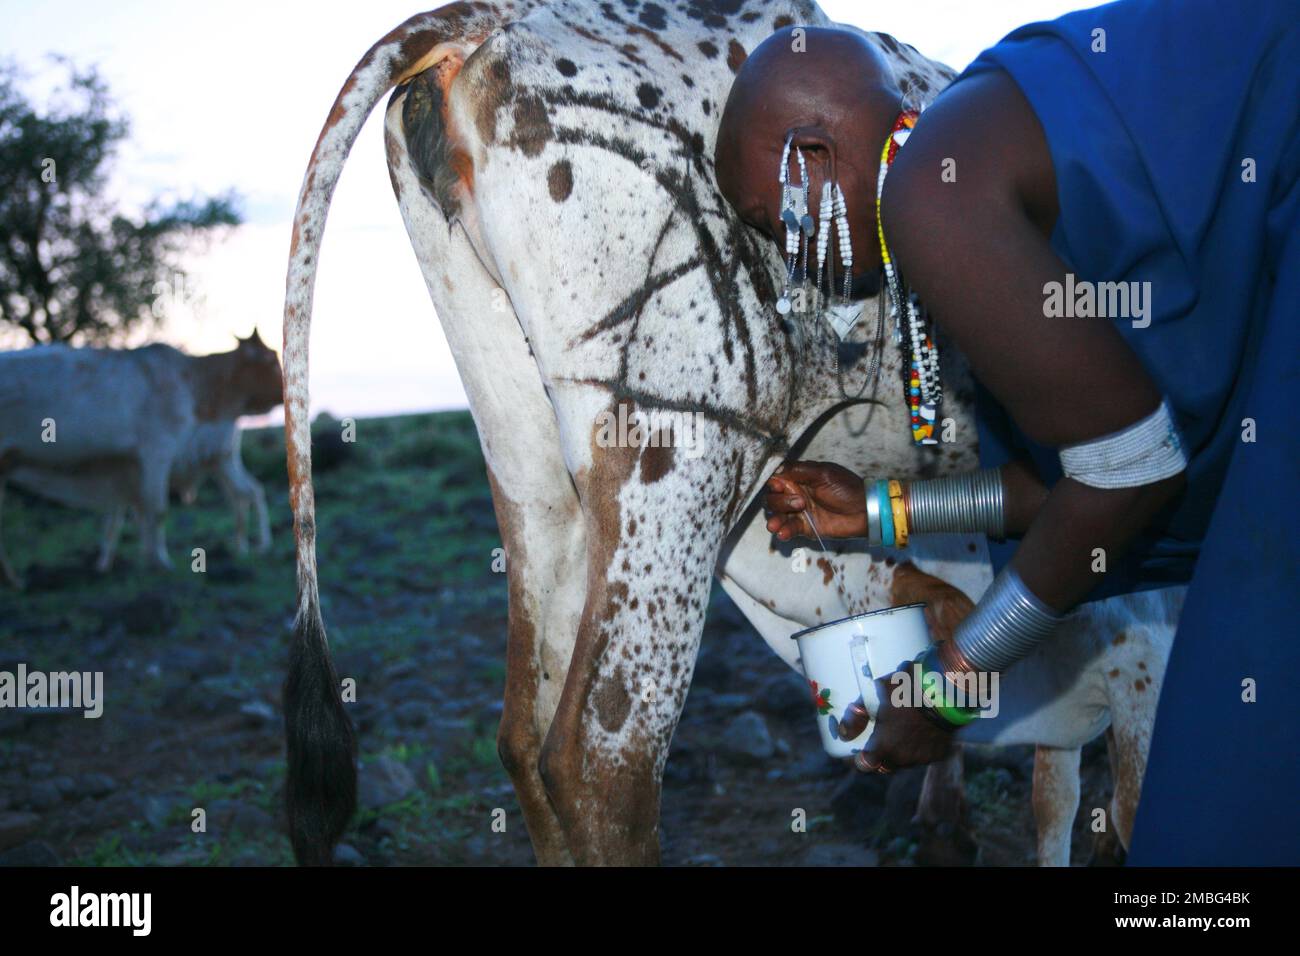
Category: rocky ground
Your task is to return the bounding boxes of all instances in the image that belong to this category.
[0,412,1120,866]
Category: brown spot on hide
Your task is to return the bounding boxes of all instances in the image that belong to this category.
[639,426,675,483]
[817,557,834,585]
[510,92,553,156]
[593,667,633,733]
[475,56,513,143]
[548,159,573,201]
[726,39,747,73]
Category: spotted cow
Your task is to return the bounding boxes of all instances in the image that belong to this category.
[282,0,1179,866]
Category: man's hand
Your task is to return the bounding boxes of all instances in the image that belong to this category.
[839,675,954,774]
[764,460,867,540]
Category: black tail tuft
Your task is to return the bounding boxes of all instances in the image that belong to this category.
[284,601,357,866]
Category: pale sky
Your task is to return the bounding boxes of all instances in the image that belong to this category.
[1,0,1082,418]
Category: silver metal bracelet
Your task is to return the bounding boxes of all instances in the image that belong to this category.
[906,468,1006,539]
[865,482,883,547]
[952,565,1062,672]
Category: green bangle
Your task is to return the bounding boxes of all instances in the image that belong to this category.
[916,645,980,728]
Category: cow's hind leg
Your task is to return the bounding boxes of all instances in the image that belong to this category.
[1032,744,1081,866]
[384,96,587,864]
[538,400,748,864]
[1088,727,1128,865]
[1101,627,1168,853]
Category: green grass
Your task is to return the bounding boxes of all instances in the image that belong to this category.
[1,409,522,866]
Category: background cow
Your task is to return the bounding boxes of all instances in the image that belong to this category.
[0,333,281,588]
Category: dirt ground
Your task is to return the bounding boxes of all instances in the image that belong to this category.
[0,412,1121,866]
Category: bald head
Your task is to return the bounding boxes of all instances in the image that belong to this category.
[715,27,902,277]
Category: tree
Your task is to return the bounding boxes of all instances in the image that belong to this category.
[0,59,241,345]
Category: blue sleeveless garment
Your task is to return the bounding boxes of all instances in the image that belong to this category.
[954,0,1300,864]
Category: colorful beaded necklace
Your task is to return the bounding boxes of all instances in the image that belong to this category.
[875,109,942,446]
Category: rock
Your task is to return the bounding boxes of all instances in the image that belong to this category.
[704,692,753,713]
[207,799,275,835]
[238,700,278,728]
[141,795,176,830]
[0,812,40,851]
[358,756,418,810]
[755,670,815,721]
[802,842,880,867]
[78,773,117,798]
[394,701,435,728]
[22,781,66,811]
[787,747,844,781]
[0,840,61,866]
[333,843,366,867]
[720,710,775,762]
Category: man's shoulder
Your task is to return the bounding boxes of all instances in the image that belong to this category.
[882,69,1057,252]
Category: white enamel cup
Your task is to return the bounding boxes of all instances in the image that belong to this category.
[792,603,933,757]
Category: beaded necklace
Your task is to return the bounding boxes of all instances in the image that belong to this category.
[875,109,942,446]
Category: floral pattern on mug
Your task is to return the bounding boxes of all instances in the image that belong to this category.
[809,680,832,715]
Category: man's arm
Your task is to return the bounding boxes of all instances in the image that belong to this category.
[881,69,1184,611]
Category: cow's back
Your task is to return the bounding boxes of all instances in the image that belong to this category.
[0,344,194,466]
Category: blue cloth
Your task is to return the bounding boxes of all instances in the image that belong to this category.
[953,0,1300,863]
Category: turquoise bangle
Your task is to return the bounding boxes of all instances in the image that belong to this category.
[875,480,894,547]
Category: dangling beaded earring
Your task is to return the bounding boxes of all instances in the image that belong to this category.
[777,137,813,316]
[876,109,942,446]
[815,180,834,306]
[833,183,853,301]
[777,136,797,316]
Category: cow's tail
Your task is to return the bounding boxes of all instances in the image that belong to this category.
[281,3,508,866]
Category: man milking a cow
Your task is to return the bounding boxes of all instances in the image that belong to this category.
[715,0,1297,864]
